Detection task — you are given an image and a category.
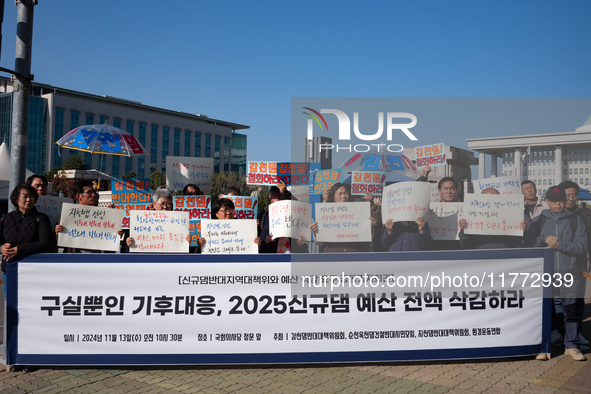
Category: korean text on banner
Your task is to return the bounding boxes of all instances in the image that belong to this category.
[430,183,440,203]
[472,175,521,195]
[428,203,464,241]
[415,143,446,168]
[277,162,309,186]
[57,203,124,252]
[166,156,214,192]
[382,182,431,223]
[351,171,386,196]
[201,219,258,254]
[269,200,312,241]
[36,195,70,228]
[314,202,371,243]
[111,178,151,204]
[222,195,258,220]
[247,162,310,186]
[173,196,211,246]
[129,210,190,253]
[113,204,150,229]
[313,168,344,195]
[463,194,524,236]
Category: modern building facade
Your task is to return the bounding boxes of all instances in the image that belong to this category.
[466,116,591,190]
[0,77,249,177]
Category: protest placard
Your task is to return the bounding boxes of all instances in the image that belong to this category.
[472,175,521,194]
[430,183,440,203]
[463,194,524,236]
[314,202,371,242]
[173,196,211,246]
[35,195,70,227]
[415,143,446,167]
[113,203,150,229]
[428,203,464,240]
[129,210,190,253]
[351,171,386,196]
[313,168,344,194]
[277,162,309,186]
[57,203,124,252]
[111,178,151,204]
[288,185,310,203]
[269,200,312,241]
[166,156,214,192]
[382,181,431,223]
[200,219,259,254]
[247,162,309,186]
[222,195,258,220]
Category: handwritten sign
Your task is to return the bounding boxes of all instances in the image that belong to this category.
[463,194,524,236]
[428,203,464,241]
[113,203,150,229]
[472,175,521,195]
[111,178,150,204]
[382,181,431,223]
[430,183,441,203]
[314,202,371,243]
[57,203,123,252]
[166,156,214,192]
[173,196,211,246]
[415,143,446,167]
[200,219,259,254]
[313,168,344,194]
[222,195,258,220]
[247,162,310,186]
[129,210,190,253]
[269,200,312,241]
[35,195,70,227]
[351,171,386,196]
[288,185,310,203]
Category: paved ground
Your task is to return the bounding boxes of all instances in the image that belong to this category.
[1,288,590,393]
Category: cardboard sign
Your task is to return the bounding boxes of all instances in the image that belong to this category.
[382,182,431,223]
[351,171,386,196]
[35,195,71,228]
[428,203,464,241]
[129,210,190,253]
[222,195,258,220]
[166,156,214,192]
[200,219,259,254]
[463,194,524,236]
[57,203,124,252]
[472,175,521,195]
[173,195,211,246]
[313,168,344,195]
[268,200,312,241]
[314,202,372,243]
[111,178,151,204]
[415,143,446,167]
[247,162,309,186]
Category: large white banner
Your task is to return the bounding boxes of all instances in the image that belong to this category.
[472,175,521,195]
[428,203,464,241]
[36,195,71,228]
[201,219,259,254]
[269,200,312,241]
[129,210,190,253]
[166,156,214,192]
[463,194,524,236]
[314,202,371,243]
[382,182,431,223]
[11,250,549,365]
[57,203,124,252]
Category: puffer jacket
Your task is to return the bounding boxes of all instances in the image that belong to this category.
[525,209,587,275]
[1,207,54,272]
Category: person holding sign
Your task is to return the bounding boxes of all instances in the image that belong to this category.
[26,174,49,196]
[183,183,202,196]
[310,183,376,253]
[197,198,261,250]
[381,217,432,251]
[260,187,306,253]
[458,188,527,249]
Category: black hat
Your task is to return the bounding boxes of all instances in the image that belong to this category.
[546,185,566,200]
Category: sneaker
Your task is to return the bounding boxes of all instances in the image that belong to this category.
[580,334,589,346]
[535,353,549,361]
[565,348,587,361]
[551,330,564,344]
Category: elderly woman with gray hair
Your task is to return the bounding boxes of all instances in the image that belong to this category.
[125,188,191,248]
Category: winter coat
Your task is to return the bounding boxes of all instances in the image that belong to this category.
[381,221,433,252]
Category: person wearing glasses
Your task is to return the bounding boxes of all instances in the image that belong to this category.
[55,180,124,252]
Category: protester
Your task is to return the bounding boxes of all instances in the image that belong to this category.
[310,183,376,253]
[458,188,526,249]
[525,185,587,361]
[438,177,458,202]
[26,174,48,196]
[381,216,432,251]
[182,183,201,196]
[522,180,548,227]
[260,186,306,254]
[218,186,240,200]
[1,184,53,373]
[257,180,293,235]
[198,198,261,249]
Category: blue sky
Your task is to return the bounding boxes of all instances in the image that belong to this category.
[1,1,590,176]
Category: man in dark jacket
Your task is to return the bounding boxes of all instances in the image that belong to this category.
[525,185,587,361]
